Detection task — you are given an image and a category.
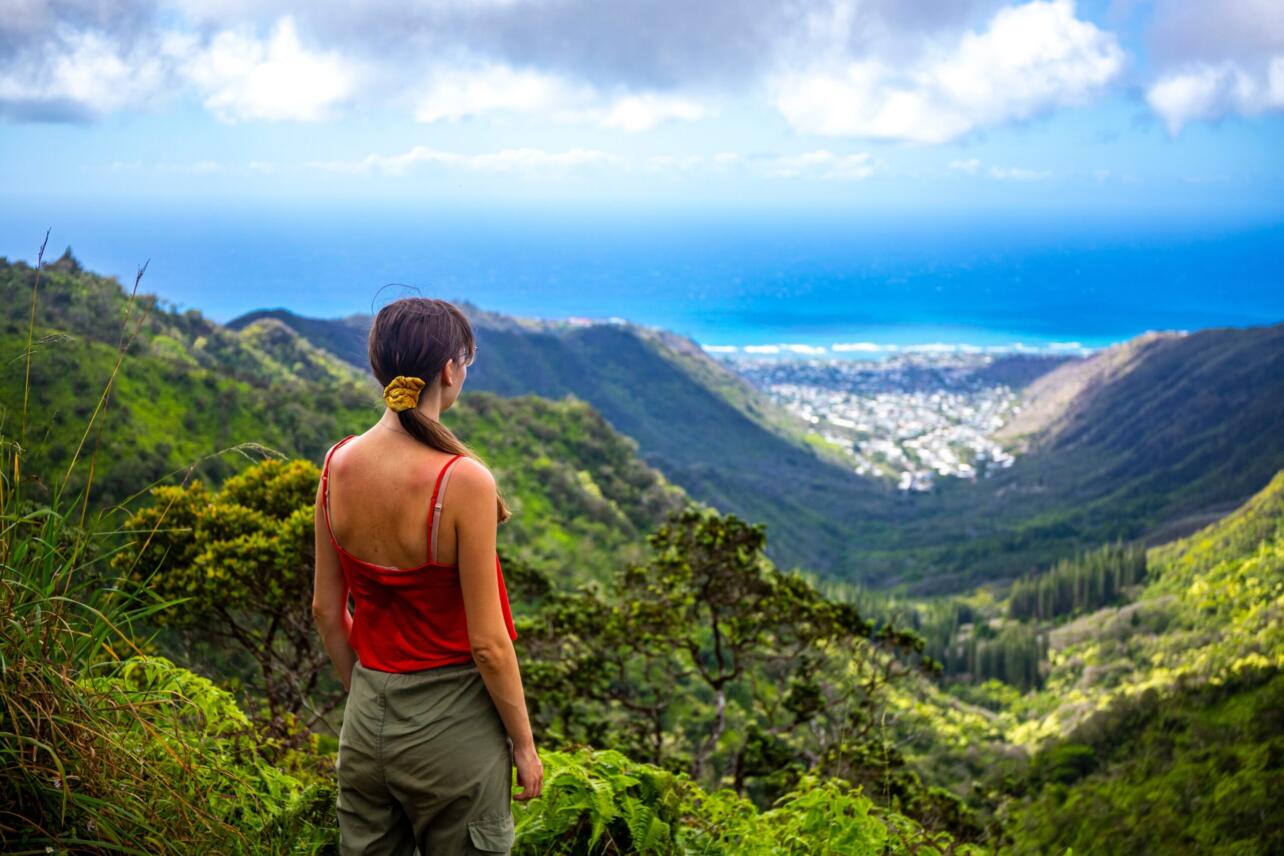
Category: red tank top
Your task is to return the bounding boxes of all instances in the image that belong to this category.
[320,435,518,673]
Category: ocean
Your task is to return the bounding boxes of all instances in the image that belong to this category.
[3,199,1281,359]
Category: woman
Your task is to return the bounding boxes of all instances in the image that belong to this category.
[311,297,543,855]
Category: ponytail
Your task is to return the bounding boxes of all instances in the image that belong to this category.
[370,297,512,523]
[396,407,512,523]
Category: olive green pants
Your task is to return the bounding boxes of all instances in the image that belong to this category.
[336,659,515,855]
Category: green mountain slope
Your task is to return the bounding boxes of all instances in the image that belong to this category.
[1,253,376,504]
[861,466,1284,850]
[993,467,1284,853]
[0,254,684,581]
[1006,465,1284,744]
[230,306,892,574]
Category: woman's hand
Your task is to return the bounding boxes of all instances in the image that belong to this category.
[513,744,544,802]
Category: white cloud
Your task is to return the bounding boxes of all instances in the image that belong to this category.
[8,0,1280,141]
[832,342,893,352]
[412,64,587,123]
[758,150,878,180]
[185,16,356,122]
[1146,58,1284,134]
[645,154,704,172]
[774,0,1124,143]
[988,165,1051,180]
[313,146,618,175]
[0,26,168,119]
[408,65,706,131]
[598,93,706,131]
[1143,0,1284,132]
[4,0,1158,142]
[948,158,982,174]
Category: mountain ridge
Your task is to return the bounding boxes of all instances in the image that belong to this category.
[229,304,885,573]
[229,303,1284,588]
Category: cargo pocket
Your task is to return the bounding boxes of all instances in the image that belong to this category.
[467,812,515,853]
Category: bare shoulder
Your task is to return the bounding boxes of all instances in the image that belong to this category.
[448,456,497,497]
[316,439,346,496]
[322,435,356,471]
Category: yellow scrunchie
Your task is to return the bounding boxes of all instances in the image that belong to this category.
[383,375,426,412]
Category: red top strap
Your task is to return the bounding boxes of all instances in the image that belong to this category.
[427,454,466,563]
[320,434,358,551]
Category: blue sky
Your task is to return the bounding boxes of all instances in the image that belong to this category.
[2,0,1282,214]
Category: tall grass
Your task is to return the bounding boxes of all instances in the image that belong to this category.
[0,236,335,852]
[0,493,337,852]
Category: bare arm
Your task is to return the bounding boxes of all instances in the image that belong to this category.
[453,458,542,800]
[313,467,357,692]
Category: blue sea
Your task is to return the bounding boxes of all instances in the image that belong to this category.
[2,199,1281,360]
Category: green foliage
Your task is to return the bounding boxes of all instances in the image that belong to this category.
[1005,667,1284,855]
[515,506,975,840]
[983,468,1284,851]
[113,457,334,735]
[513,747,984,855]
[969,625,1044,691]
[0,491,974,854]
[1008,540,1147,622]
[512,748,684,854]
[0,256,375,508]
[1013,467,1284,745]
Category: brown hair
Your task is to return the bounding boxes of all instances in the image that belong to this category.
[368,297,511,523]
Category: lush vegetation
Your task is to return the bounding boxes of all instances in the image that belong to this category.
[0,251,373,506]
[1007,541,1147,622]
[1,452,978,853]
[805,464,1284,852]
[1004,666,1283,855]
[0,501,980,854]
[3,250,1279,853]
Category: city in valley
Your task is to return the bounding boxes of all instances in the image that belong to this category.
[719,351,1076,491]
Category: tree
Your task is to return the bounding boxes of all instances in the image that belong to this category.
[113,459,331,740]
[519,506,936,804]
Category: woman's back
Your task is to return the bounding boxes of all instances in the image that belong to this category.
[324,430,466,569]
[321,431,519,674]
